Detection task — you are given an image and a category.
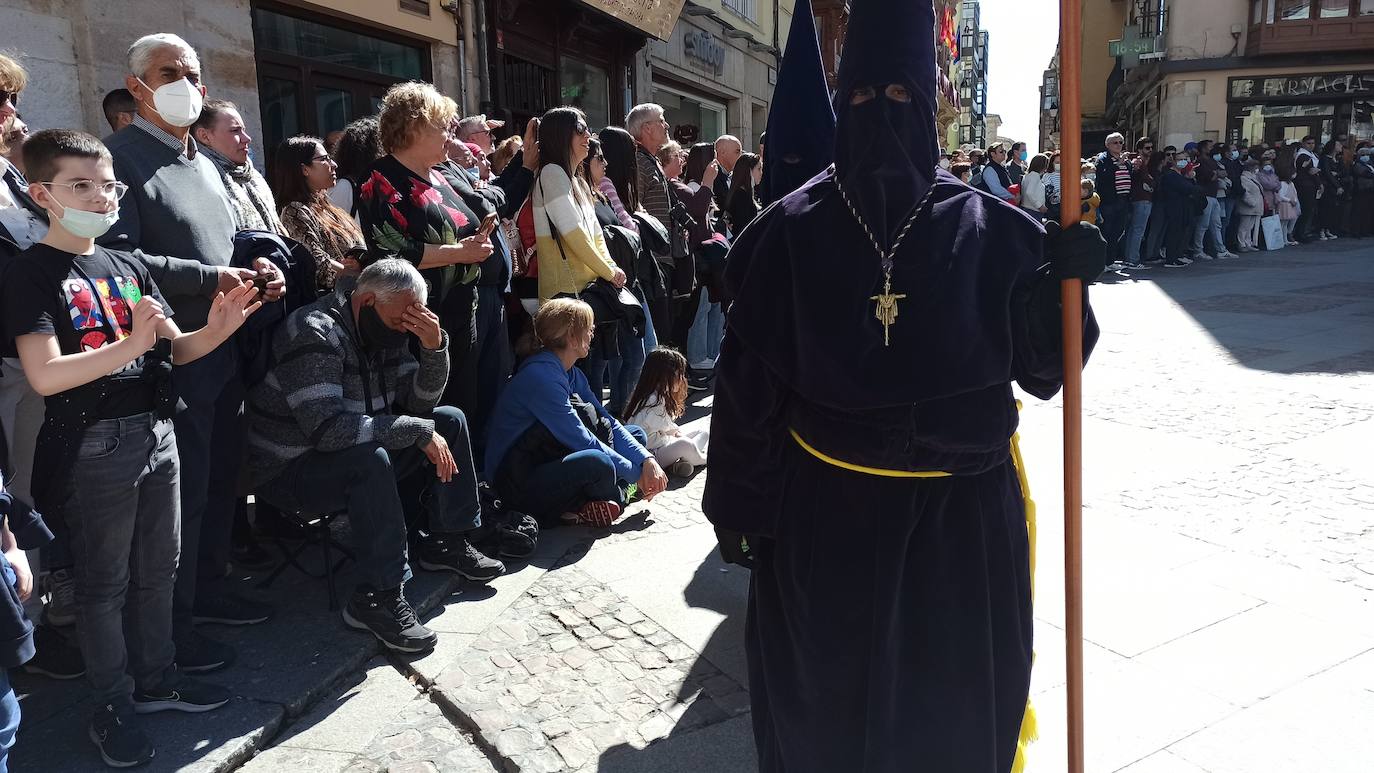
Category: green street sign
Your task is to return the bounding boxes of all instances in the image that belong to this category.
[1109,37,1157,57]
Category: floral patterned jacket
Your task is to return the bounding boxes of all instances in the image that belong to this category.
[357,154,483,300]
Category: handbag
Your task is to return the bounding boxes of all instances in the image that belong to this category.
[539,176,646,335]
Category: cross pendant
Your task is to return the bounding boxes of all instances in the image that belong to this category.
[869,276,907,347]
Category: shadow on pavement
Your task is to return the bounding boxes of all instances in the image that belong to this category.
[1095,240,1374,375]
[595,548,756,773]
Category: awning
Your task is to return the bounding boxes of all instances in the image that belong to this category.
[572,0,689,41]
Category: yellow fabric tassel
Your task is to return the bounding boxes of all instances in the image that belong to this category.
[1010,402,1040,773]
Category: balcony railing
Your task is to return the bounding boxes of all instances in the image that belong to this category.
[1247,0,1374,55]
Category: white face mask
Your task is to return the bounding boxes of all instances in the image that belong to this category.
[137,76,203,128]
[938,158,951,169]
[1052,163,1060,172]
[52,198,120,239]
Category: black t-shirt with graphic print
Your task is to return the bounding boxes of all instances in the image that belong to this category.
[1,243,172,419]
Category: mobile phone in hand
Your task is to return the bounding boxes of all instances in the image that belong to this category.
[479,212,498,237]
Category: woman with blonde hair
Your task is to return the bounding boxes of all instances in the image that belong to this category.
[486,298,665,527]
[357,81,495,404]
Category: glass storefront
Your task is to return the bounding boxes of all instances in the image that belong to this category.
[1227,72,1373,148]
[252,6,428,170]
[560,58,611,131]
[654,85,725,148]
[1235,103,1335,146]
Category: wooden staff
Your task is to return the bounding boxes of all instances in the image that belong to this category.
[1056,0,1086,771]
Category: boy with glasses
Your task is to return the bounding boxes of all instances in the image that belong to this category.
[2,129,260,767]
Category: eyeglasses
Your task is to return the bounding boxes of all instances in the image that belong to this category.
[40,180,129,202]
[310,154,333,164]
[0,89,17,107]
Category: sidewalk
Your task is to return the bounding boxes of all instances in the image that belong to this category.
[12,238,1374,772]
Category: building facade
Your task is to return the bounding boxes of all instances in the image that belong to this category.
[645,0,789,151]
[1039,45,1060,153]
[956,0,990,148]
[0,0,466,170]
[1090,0,1374,152]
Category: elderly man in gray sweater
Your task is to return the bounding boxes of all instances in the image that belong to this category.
[98,33,285,674]
[246,259,504,653]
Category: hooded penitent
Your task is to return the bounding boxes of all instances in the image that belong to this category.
[832,0,939,247]
[759,0,834,206]
[704,2,1099,771]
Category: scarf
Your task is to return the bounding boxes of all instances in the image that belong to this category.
[201,146,284,234]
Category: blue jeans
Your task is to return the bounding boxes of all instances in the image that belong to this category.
[1123,200,1152,263]
[505,426,648,518]
[65,414,181,709]
[610,323,647,416]
[686,295,725,368]
[638,289,658,351]
[0,658,15,773]
[256,406,482,592]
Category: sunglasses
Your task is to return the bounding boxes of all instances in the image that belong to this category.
[575,122,590,136]
[0,89,16,107]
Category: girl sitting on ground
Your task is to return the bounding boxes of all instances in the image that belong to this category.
[624,348,709,478]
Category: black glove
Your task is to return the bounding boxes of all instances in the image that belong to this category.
[715,527,757,570]
[1044,220,1109,284]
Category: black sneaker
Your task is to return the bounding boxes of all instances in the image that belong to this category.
[89,704,154,768]
[341,586,438,653]
[686,370,712,392]
[1164,258,1190,268]
[470,512,538,560]
[173,630,236,674]
[418,532,506,582]
[44,567,77,627]
[230,539,277,571]
[133,677,231,714]
[22,623,85,680]
[193,593,273,626]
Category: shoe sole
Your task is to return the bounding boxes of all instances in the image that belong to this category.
[22,664,85,680]
[340,607,437,653]
[191,614,271,626]
[88,727,155,768]
[577,502,623,528]
[417,558,505,582]
[133,697,230,714]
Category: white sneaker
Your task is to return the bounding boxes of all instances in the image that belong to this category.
[1196,253,1216,261]
[689,359,716,371]
[1176,256,1194,265]
[1216,251,1239,260]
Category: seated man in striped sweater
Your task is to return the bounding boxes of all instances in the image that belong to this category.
[244,259,503,653]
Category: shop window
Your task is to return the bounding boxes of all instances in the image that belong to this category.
[654,86,725,147]
[1362,0,1374,13]
[399,0,431,15]
[561,58,610,131]
[1319,0,1350,15]
[254,8,425,79]
[1275,0,1311,19]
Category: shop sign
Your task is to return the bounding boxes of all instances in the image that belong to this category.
[571,0,686,41]
[1107,37,1157,57]
[685,30,726,77]
[1230,72,1374,100]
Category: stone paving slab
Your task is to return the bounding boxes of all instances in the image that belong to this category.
[425,564,750,772]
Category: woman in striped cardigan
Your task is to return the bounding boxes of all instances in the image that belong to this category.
[530,107,625,303]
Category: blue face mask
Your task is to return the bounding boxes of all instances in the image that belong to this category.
[1175,160,1189,169]
[1229,151,1239,160]
[1018,150,1028,161]
[1212,154,1222,161]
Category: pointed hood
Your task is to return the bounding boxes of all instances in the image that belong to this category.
[760,0,835,206]
[832,0,939,246]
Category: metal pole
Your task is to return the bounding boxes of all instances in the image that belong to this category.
[1056,0,1086,770]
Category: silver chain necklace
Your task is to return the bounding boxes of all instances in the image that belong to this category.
[833,178,936,346]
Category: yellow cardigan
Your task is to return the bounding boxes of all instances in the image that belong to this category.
[533,165,618,301]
